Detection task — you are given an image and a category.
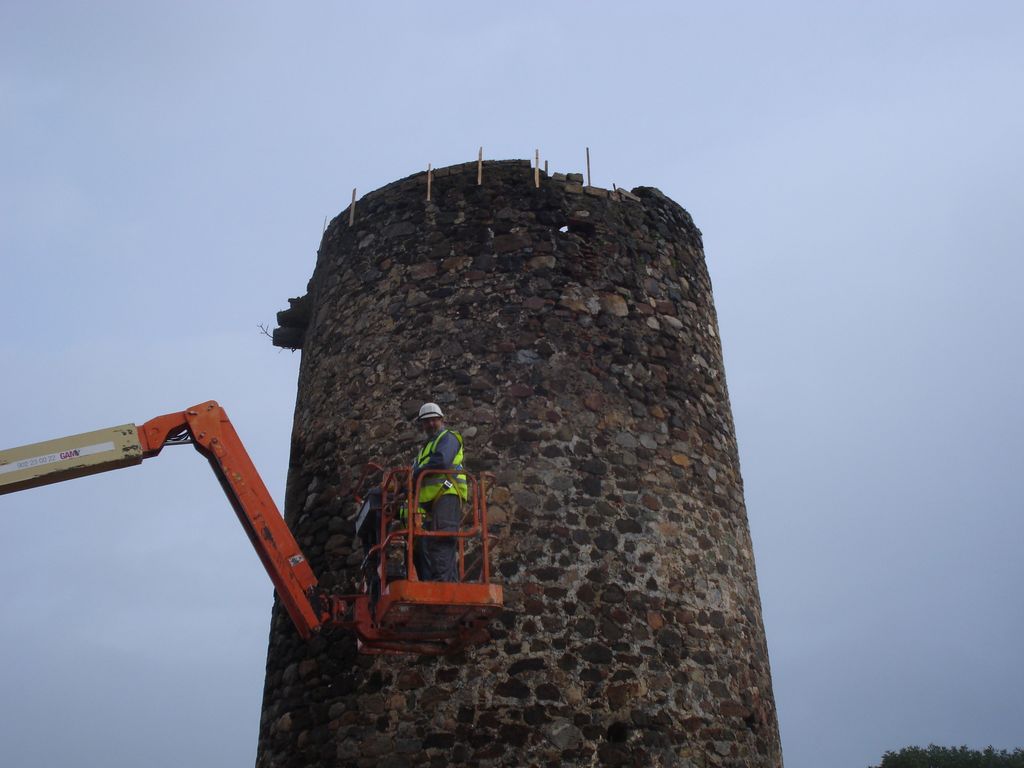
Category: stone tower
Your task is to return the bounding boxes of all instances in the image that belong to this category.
[260,159,782,767]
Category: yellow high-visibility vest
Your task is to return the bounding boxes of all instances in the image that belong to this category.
[413,429,468,504]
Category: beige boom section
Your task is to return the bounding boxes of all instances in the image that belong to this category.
[0,424,143,495]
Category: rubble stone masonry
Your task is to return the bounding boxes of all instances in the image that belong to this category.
[259,159,782,767]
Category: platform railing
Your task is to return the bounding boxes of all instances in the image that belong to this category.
[356,464,497,598]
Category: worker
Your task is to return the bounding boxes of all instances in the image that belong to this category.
[354,485,383,604]
[411,402,467,582]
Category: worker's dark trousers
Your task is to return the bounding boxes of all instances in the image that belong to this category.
[414,494,461,582]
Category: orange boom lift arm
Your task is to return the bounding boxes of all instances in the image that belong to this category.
[137,402,325,638]
[0,400,502,653]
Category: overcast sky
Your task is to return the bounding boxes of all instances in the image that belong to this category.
[1,3,1022,767]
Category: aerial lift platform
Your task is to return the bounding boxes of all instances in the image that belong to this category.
[0,400,503,655]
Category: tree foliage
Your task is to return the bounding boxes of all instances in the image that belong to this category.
[871,745,1024,768]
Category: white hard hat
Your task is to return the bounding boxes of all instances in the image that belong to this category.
[417,402,445,420]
